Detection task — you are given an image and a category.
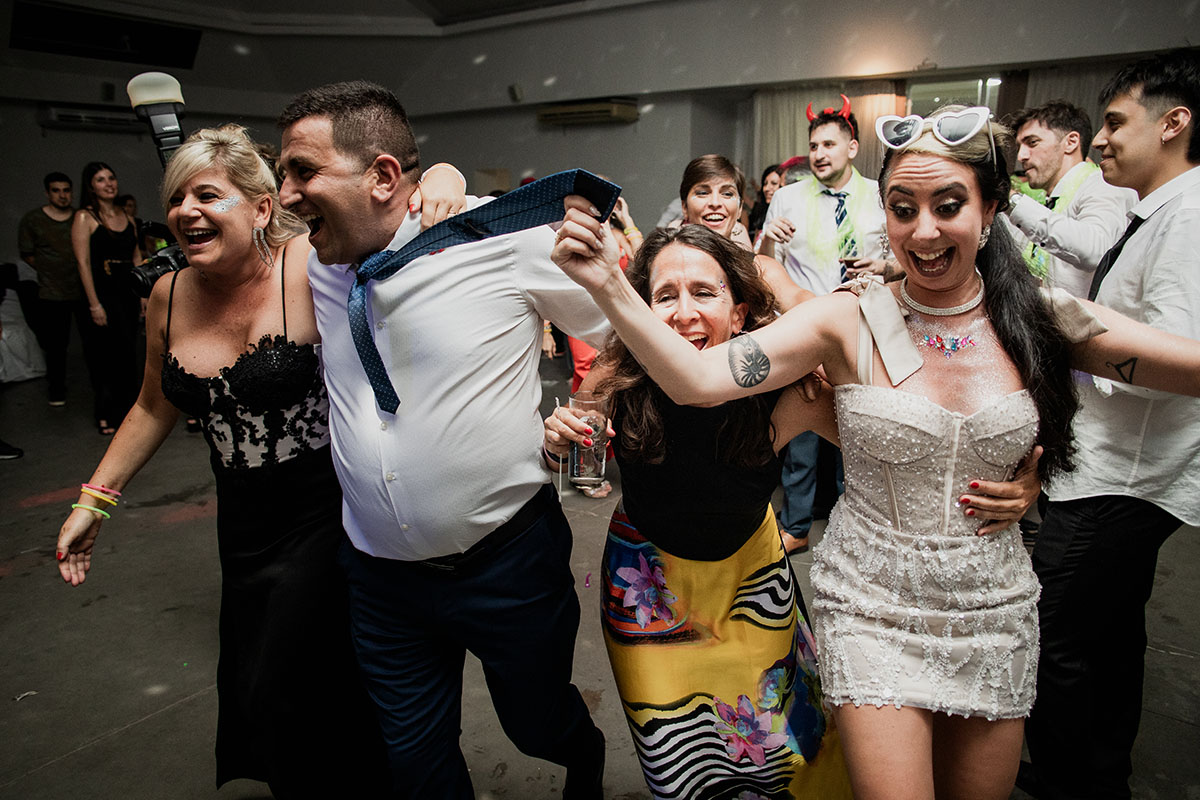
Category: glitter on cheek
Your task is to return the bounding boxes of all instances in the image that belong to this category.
[212,197,241,213]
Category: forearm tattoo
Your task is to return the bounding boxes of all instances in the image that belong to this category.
[1106,356,1138,384]
[728,334,771,388]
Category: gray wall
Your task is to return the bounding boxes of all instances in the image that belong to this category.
[1,103,279,267]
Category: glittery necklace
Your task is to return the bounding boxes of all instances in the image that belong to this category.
[900,272,985,358]
[899,272,985,316]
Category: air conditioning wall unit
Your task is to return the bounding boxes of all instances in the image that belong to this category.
[537,98,639,126]
[37,104,144,134]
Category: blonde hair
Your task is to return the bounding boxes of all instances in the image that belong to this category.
[161,124,305,248]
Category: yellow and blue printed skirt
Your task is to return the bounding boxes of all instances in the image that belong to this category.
[601,504,852,800]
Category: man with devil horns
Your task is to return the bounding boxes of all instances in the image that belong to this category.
[757,95,887,554]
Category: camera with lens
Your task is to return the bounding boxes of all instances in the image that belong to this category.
[130,243,187,298]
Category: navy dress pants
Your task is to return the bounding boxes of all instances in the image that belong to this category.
[338,488,600,799]
[1027,495,1181,800]
[780,431,843,537]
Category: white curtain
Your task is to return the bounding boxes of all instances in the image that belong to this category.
[1024,60,1128,156]
[753,81,903,181]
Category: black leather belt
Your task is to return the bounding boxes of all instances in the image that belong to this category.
[418,483,556,572]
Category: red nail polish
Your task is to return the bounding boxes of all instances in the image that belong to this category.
[583,438,593,447]
[584,426,594,435]
[960,497,971,506]
[409,203,417,213]
[969,481,980,489]
[966,509,976,516]
[56,551,65,562]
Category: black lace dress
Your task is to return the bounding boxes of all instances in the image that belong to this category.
[160,268,389,797]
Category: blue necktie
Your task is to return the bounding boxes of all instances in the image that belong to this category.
[348,168,621,413]
[822,189,858,280]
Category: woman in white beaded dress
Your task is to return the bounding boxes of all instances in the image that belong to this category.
[549,106,1200,799]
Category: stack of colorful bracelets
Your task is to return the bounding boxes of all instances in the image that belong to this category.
[72,483,121,520]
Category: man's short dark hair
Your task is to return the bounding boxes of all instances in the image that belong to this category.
[44,172,71,190]
[1100,50,1200,162]
[808,111,859,142]
[278,80,421,175]
[1009,101,1092,152]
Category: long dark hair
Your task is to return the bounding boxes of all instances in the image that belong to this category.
[596,225,779,467]
[79,161,116,214]
[879,107,1078,480]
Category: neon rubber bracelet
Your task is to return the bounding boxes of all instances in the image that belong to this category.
[543,447,568,464]
[71,503,111,520]
[80,487,118,506]
[81,483,121,497]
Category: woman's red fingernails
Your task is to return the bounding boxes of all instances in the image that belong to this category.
[583,438,593,447]
[969,481,980,489]
[584,427,594,435]
[966,509,976,517]
[56,551,65,562]
[409,203,417,213]
[960,497,971,506]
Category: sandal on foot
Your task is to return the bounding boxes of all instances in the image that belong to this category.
[97,420,116,436]
[580,481,613,499]
[781,531,809,555]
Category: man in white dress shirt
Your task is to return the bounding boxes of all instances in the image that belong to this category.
[756,102,887,553]
[1023,52,1200,800]
[276,81,608,799]
[1004,100,1137,297]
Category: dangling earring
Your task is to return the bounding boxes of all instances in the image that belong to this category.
[978,224,991,249]
[880,231,891,259]
[253,226,273,267]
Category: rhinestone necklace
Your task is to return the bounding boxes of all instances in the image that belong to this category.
[899,271,985,316]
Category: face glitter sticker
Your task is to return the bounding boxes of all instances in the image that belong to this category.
[212,196,241,213]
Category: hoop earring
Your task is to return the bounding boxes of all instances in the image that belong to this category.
[978,224,991,249]
[253,226,273,267]
[880,232,891,259]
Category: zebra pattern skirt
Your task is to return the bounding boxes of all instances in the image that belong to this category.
[601,504,852,799]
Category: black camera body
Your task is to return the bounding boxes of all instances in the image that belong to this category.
[129,244,187,298]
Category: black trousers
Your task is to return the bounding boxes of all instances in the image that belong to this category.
[337,486,602,799]
[33,297,92,400]
[1026,494,1181,799]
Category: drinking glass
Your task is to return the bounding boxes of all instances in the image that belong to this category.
[568,391,607,486]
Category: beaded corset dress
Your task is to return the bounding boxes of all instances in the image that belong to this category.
[808,277,1104,720]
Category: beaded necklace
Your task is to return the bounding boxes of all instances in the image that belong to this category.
[900,271,985,358]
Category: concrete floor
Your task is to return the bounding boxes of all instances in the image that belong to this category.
[1,342,1198,799]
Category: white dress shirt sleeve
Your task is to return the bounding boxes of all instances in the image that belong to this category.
[1007,175,1136,271]
[512,226,611,348]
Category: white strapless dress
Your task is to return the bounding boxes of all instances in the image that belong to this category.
[811,383,1041,720]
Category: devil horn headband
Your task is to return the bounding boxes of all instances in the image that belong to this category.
[805,93,852,122]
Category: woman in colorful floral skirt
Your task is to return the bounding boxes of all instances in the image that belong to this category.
[543,225,1034,799]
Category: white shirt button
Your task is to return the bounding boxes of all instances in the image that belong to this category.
[376,321,385,330]
[385,472,395,481]
[400,524,410,531]
[380,422,388,431]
